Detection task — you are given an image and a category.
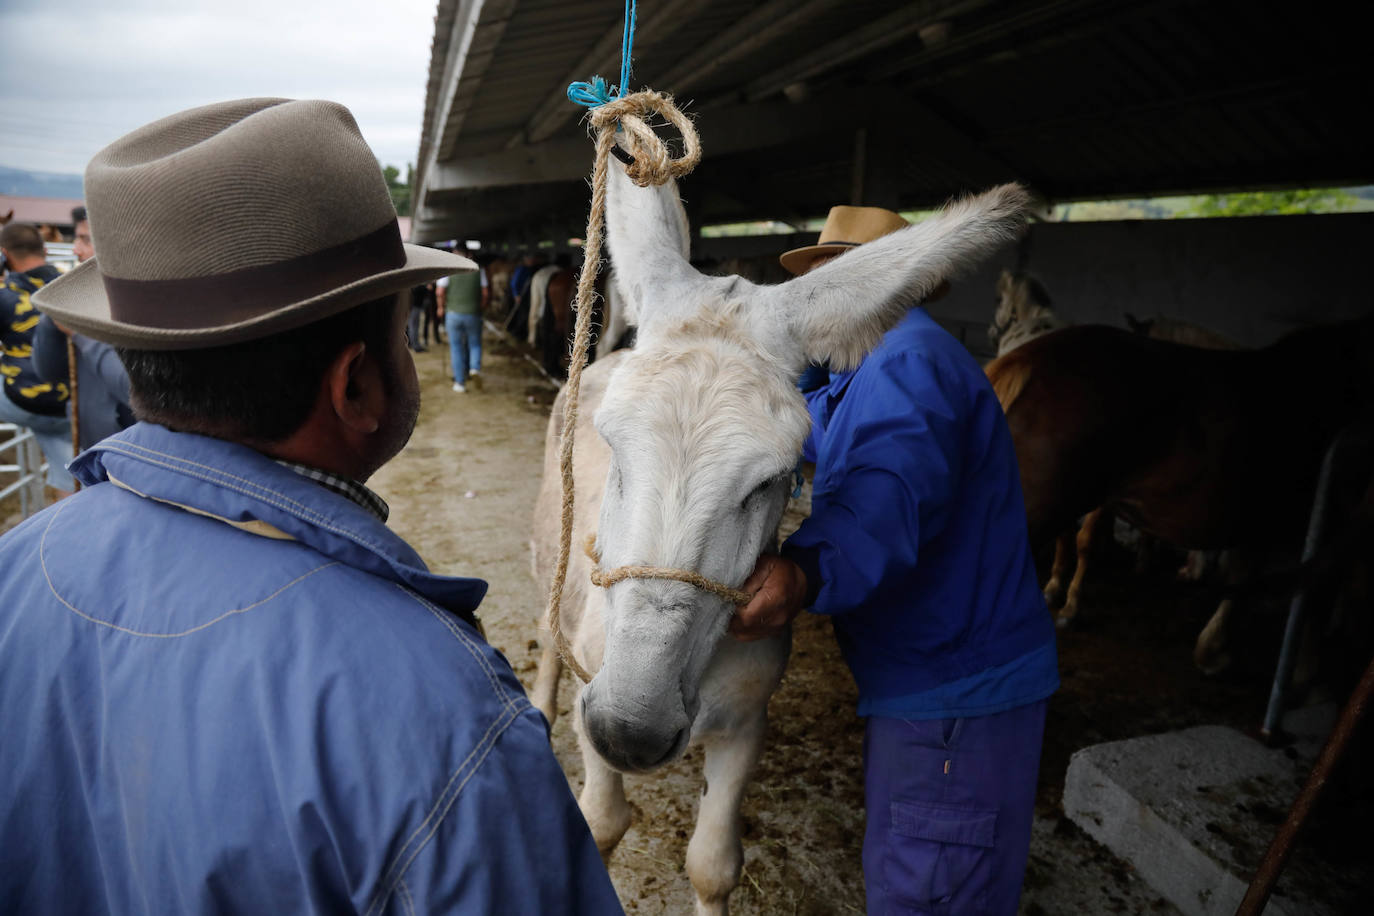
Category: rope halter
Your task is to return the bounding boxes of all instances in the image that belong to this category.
[585,535,754,607]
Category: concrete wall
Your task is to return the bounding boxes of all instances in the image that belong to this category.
[695,212,1374,356]
[928,212,1374,352]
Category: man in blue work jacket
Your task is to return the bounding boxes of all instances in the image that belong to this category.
[732,205,1058,914]
[1,98,621,914]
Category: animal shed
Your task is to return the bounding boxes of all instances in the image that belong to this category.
[412,0,1370,239]
[407,0,1374,912]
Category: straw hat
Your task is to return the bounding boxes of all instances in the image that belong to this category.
[33,98,475,350]
[778,205,909,276]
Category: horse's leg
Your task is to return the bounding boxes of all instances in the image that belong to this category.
[1043,530,1074,610]
[686,711,767,916]
[1194,598,1235,675]
[1059,507,1109,628]
[572,686,632,862]
[530,636,562,726]
[1194,549,1249,674]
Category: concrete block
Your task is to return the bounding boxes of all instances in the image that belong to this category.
[1063,717,1358,916]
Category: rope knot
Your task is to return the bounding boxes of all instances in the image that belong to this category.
[566,76,618,108]
[587,90,701,188]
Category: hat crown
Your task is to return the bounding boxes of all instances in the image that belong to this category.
[815,206,909,248]
[86,98,397,282]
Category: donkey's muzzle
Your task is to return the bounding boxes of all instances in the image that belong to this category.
[581,688,689,773]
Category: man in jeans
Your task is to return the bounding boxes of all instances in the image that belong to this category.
[437,260,487,392]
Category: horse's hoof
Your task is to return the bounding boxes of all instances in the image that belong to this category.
[1055,613,1075,630]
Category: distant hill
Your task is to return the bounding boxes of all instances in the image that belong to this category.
[0,165,83,199]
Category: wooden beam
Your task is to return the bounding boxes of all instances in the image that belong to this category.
[506,0,700,149]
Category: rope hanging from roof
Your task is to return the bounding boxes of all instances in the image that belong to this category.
[544,0,707,685]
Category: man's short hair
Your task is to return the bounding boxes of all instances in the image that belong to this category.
[0,223,45,258]
[71,206,88,224]
[118,294,399,443]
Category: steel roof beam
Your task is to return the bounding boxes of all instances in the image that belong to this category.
[651,0,849,101]
[505,0,700,150]
[741,0,993,104]
[432,88,881,196]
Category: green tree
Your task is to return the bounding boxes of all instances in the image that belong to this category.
[1179,187,1355,218]
[383,164,412,216]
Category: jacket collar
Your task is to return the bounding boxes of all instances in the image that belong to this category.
[73,423,486,628]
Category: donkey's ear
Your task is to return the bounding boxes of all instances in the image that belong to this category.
[756,184,1031,371]
[605,158,702,329]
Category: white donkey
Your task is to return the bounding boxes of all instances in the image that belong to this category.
[530,160,1029,914]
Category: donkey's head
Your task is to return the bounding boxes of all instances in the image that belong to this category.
[990,269,1053,343]
[580,161,1029,772]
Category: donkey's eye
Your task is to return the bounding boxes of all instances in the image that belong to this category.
[741,475,781,510]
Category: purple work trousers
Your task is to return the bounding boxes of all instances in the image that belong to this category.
[862,699,1047,914]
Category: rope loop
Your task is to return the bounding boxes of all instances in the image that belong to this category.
[586,90,701,188]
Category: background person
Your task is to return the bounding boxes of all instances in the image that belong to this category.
[1,97,620,915]
[32,205,135,450]
[437,259,487,392]
[732,204,1058,915]
[0,221,74,494]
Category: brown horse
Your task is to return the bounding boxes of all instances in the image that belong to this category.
[987,317,1374,662]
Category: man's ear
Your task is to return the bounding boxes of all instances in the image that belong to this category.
[326,341,380,434]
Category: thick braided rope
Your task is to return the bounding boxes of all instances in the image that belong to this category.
[584,535,753,606]
[545,90,702,685]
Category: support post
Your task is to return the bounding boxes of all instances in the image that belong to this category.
[1260,423,1363,742]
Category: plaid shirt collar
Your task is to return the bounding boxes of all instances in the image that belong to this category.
[275,461,390,523]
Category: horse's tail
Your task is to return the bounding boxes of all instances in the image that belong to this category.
[986,353,1032,413]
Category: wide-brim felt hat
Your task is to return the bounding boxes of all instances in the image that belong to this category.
[33,98,475,350]
[779,205,910,276]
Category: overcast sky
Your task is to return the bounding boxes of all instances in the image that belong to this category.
[0,0,437,178]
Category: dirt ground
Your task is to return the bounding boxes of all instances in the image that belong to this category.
[375,324,1336,914]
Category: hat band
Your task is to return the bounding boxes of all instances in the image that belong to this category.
[815,240,862,248]
[101,221,406,331]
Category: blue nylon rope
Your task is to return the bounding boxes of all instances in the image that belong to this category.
[567,0,637,108]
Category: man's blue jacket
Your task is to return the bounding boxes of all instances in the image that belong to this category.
[0,423,621,914]
[784,308,1059,719]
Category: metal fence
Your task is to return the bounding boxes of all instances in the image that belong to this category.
[0,422,48,521]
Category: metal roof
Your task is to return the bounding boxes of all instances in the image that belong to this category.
[411,0,1372,244]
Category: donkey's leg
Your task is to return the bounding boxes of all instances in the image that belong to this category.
[530,636,562,726]
[572,689,632,862]
[1043,530,1074,610]
[1059,507,1110,628]
[686,711,768,916]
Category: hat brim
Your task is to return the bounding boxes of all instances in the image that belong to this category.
[31,244,476,351]
[778,242,854,277]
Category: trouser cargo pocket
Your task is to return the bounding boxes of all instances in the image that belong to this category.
[880,799,997,914]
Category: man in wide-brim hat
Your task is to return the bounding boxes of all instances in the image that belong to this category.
[0,98,620,914]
